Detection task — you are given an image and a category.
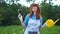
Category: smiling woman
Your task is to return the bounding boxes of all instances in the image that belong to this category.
[18,3,42,34]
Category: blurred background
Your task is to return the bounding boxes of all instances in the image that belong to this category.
[0,0,60,34]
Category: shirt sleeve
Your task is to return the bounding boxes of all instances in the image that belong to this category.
[40,17,43,27]
[24,14,29,27]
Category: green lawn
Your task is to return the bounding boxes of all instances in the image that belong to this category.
[0,25,60,34]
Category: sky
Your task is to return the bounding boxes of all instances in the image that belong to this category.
[19,0,60,7]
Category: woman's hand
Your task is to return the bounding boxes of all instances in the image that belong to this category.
[39,23,46,30]
[18,13,23,23]
[18,13,24,27]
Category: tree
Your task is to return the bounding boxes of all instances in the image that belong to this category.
[41,0,60,25]
[26,0,35,2]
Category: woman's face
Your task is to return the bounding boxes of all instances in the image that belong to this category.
[32,6,37,12]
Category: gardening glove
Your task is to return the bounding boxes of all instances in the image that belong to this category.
[18,13,23,23]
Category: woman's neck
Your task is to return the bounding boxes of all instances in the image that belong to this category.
[34,12,36,15]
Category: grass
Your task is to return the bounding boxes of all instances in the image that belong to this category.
[0,25,60,34]
[40,26,60,34]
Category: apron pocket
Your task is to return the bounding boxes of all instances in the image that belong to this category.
[28,31,38,34]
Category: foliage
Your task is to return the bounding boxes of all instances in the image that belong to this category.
[0,0,60,26]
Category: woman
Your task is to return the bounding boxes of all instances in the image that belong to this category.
[18,3,42,34]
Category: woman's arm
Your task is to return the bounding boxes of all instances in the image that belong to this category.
[40,17,46,30]
[18,13,29,27]
[39,17,44,30]
[24,14,29,27]
[20,22,25,27]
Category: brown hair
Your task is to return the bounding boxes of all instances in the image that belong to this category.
[30,3,41,19]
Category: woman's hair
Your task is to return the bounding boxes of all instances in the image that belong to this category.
[30,3,41,19]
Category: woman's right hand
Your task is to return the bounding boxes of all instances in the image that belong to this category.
[18,13,23,23]
[18,13,24,27]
